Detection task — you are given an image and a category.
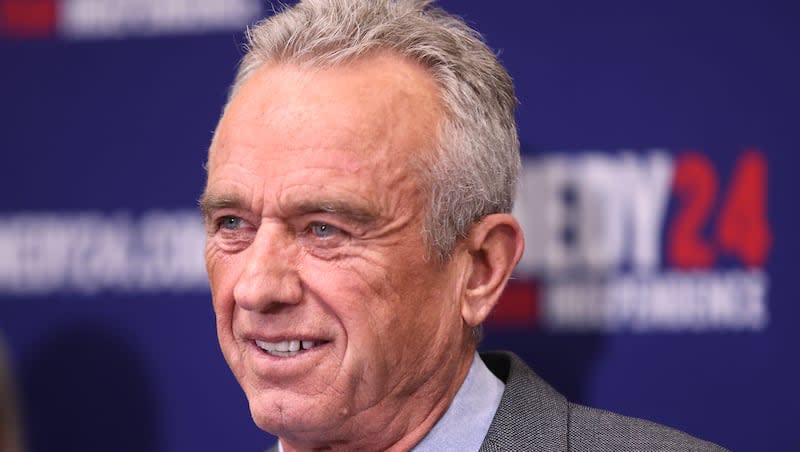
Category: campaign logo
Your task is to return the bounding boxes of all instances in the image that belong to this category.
[492,149,771,333]
[0,0,261,39]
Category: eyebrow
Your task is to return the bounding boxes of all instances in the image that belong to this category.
[293,200,378,226]
[198,192,246,220]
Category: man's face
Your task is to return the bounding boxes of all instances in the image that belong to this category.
[203,55,472,444]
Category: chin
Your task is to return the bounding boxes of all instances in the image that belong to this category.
[247,390,345,441]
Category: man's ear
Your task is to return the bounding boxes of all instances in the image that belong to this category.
[460,213,525,327]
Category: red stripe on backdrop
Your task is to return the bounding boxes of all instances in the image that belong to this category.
[487,279,540,329]
[0,0,56,38]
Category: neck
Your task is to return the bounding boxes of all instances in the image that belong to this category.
[280,345,476,452]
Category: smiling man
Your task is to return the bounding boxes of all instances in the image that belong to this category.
[200,1,726,451]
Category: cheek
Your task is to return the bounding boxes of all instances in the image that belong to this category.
[206,248,249,381]
[303,252,454,354]
[303,259,381,326]
[206,245,239,301]
[205,246,242,339]
[302,256,397,352]
[386,260,466,358]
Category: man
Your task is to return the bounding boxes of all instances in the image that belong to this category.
[201,1,727,450]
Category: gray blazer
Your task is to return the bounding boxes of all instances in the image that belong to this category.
[478,351,728,451]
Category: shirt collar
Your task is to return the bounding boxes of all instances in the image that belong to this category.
[411,352,505,451]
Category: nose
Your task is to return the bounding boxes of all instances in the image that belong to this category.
[233,221,303,312]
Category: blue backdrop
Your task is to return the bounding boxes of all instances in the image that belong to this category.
[1,1,797,451]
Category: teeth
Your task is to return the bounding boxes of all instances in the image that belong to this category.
[255,339,320,356]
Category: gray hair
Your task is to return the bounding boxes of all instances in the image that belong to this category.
[227,0,520,262]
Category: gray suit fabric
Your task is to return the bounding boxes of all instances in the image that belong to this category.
[478,351,728,452]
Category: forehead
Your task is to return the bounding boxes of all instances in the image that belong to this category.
[209,53,443,172]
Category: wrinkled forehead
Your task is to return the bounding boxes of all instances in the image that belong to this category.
[207,53,444,173]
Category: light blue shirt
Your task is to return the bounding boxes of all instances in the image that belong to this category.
[411,352,504,451]
[276,352,504,452]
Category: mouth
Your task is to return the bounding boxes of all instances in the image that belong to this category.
[254,339,328,357]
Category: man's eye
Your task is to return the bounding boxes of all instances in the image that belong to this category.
[219,216,243,230]
[310,222,340,238]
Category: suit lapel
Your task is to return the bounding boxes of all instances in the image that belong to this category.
[479,351,570,452]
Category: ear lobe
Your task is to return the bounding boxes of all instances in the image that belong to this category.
[461,214,525,327]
